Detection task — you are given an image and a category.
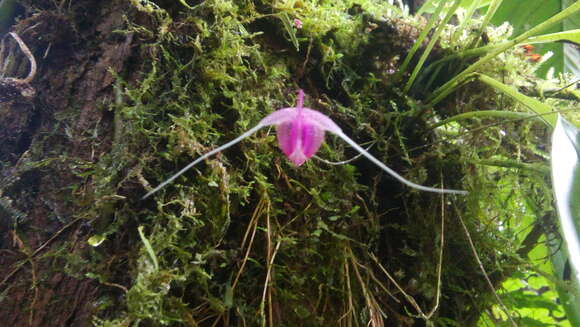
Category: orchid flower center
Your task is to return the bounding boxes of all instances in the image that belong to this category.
[274,90,327,166]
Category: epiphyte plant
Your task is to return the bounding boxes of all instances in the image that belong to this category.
[142,90,468,199]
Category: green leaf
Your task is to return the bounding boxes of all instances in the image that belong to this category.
[527,29,580,44]
[224,283,233,308]
[418,0,491,14]
[278,12,300,52]
[501,290,560,311]
[563,0,580,77]
[430,110,540,129]
[400,0,447,74]
[88,234,106,247]
[0,0,18,34]
[405,0,462,91]
[138,225,159,271]
[477,74,557,127]
[177,0,193,9]
[549,115,580,326]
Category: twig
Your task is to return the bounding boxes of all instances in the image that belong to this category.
[0,217,82,288]
[368,189,448,321]
[552,79,579,95]
[212,194,268,327]
[349,249,384,327]
[260,240,281,327]
[455,209,518,327]
[424,188,446,318]
[369,252,425,317]
[101,281,129,293]
[28,258,39,327]
[339,249,359,327]
[6,32,37,84]
[260,199,275,327]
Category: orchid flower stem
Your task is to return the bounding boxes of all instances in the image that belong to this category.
[142,124,468,199]
[142,123,265,199]
[335,132,468,195]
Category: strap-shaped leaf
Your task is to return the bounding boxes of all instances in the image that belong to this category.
[550,115,580,326]
[526,29,580,44]
[477,74,557,127]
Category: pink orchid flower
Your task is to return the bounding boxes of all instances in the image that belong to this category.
[293,18,303,29]
[142,90,467,199]
[262,89,338,166]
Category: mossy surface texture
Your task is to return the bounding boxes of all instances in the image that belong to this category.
[0,0,573,326]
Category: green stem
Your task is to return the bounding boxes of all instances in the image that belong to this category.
[423,42,511,79]
[471,0,504,48]
[469,159,549,174]
[451,0,481,43]
[430,110,539,129]
[477,74,556,127]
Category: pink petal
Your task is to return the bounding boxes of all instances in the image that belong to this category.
[301,121,325,157]
[287,149,309,166]
[301,108,342,135]
[275,116,326,166]
[260,108,297,126]
[277,120,309,166]
[276,121,298,157]
[293,18,303,29]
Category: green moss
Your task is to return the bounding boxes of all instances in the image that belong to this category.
[85,1,571,325]
[2,0,577,326]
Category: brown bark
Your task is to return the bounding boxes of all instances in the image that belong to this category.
[1,1,136,325]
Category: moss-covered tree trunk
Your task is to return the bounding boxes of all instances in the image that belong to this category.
[0,1,556,326]
[1,1,140,325]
